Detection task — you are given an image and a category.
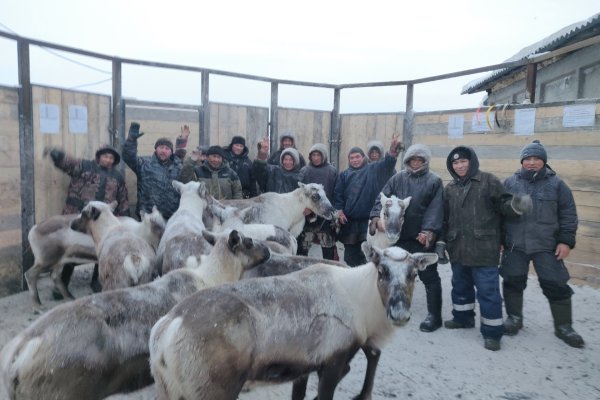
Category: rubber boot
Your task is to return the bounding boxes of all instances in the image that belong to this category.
[549,298,584,348]
[52,263,75,300]
[420,282,442,332]
[503,292,523,336]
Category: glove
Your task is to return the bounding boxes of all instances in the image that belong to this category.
[511,194,533,215]
[44,147,65,164]
[128,122,144,140]
[368,217,380,236]
[434,241,449,264]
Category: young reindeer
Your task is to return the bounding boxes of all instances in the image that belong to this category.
[71,201,155,291]
[149,243,438,400]
[155,181,211,275]
[367,193,411,249]
[118,205,166,251]
[0,230,270,400]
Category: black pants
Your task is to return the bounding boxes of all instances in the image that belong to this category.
[343,242,367,267]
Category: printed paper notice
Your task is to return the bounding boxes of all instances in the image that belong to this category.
[514,108,536,136]
[40,104,60,134]
[471,113,492,132]
[563,104,596,127]
[448,115,464,138]
[69,105,88,134]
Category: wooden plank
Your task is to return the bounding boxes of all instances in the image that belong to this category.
[416,131,600,147]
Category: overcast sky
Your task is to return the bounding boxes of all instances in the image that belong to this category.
[0,0,598,113]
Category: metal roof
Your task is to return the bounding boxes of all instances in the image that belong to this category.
[462,12,600,94]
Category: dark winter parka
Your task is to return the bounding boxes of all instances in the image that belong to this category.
[178,158,243,200]
[441,146,519,266]
[267,134,306,168]
[123,136,187,220]
[370,143,443,243]
[223,145,258,198]
[254,148,302,194]
[503,166,577,253]
[51,147,129,216]
[334,151,398,244]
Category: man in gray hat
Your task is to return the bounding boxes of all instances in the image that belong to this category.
[500,140,584,348]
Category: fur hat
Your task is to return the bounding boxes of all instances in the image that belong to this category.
[230,136,246,147]
[520,140,547,164]
[206,145,225,157]
[154,138,174,152]
[449,147,471,161]
[95,144,120,165]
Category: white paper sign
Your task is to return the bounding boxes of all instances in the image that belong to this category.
[563,104,596,127]
[471,112,492,132]
[39,104,60,134]
[514,108,536,136]
[448,114,464,138]
[69,105,88,134]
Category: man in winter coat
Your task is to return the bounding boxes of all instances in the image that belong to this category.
[45,144,129,295]
[122,122,189,220]
[254,136,302,194]
[178,145,243,200]
[223,136,258,198]
[334,138,399,266]
[298,143,338,259]
[437,146,532,351]
[369,143,444,332]
[267,133,306,169]
[500,140,584,348]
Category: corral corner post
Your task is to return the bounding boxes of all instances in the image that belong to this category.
[270,82,278,152]
[403,83,414,149]
[330,88,341,169]
[112,58,125,175]
[200,71,210,147]
[18,38,35,289]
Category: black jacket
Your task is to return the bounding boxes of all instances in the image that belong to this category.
[223,146,258,198]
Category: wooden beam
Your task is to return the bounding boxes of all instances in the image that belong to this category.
[201,71,210,146]
[270,82,279,153]
[403,83,414,149]
[330,88,341,169]
[526,63,537,103]
[112,59,124,175]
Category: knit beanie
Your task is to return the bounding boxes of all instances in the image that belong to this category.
[348,147,365,158]
[520,140,547,164]
[206,145,224,157]
[230,136,246,146]
[154,138,174,152]
[449,147,471,161]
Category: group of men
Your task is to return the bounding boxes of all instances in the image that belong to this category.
[46,121,584,353]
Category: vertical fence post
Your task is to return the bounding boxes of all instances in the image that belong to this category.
[330,88,341,169]
[112,58,124,175]
[201,71,210,146]
[526,63,537,103]
[270,82,279,152]
[17,38,34,289]
[403,83,414,149]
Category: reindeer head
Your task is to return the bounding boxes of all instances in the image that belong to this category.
[379,194,411,243]
[362,242,437,326]
[70,201,115,233]
[202,230,271,271]
[298,182,336,220]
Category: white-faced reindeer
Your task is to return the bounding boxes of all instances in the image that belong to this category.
[70,201,155,291]
[0,230,270,400]
[155,181,211,275]
[149,243,438,400]
[221,182,336,238]
[118,206,166,251]
[367,194,411,249]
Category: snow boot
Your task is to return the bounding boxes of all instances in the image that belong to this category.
[420,282,442,332]
[503,292,523,336]
[549,298,584,348]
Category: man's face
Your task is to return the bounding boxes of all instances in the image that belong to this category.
[281,138,293,148]
[208,154,223,169]
[348,152,364,168]
[232,143,245,155]
[452,158,470,178]
[409,156,425,170]
[522,156,544,172]
[310,151,323,166]
[155,145,172,162]
[98,153,115,168]
[369,149,381,161]
[281,154,295,171]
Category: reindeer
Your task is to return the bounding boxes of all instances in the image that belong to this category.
[367,194,411,249]
[149,244,437,400]
[0,230,270,400]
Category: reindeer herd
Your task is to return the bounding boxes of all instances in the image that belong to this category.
[0,181,431,400]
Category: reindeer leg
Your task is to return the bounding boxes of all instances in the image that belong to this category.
[352,345,381,400]
[292,375,309,400]
[51,263,75,300]
[317,349,356,400]
[24,262,44,308]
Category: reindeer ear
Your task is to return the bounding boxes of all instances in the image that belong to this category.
[228,230,241,249]
[402,196,412,208]
[411,252,439,271]
[297,182,305,189]
[172,180,184,193]
[202,230,216,245]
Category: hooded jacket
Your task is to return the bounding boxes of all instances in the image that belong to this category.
[178,158,243,200]
[503,165,577,253]
[267,134,306,168]
[223,143,258,198]
[50,146,129,216]
[123,135,188,220]
[441,146,518,266]
[298,143,337,202]
[254,147,302,194]
[370,143,443,245]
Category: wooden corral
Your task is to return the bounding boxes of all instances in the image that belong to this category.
[277,107,331,163]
